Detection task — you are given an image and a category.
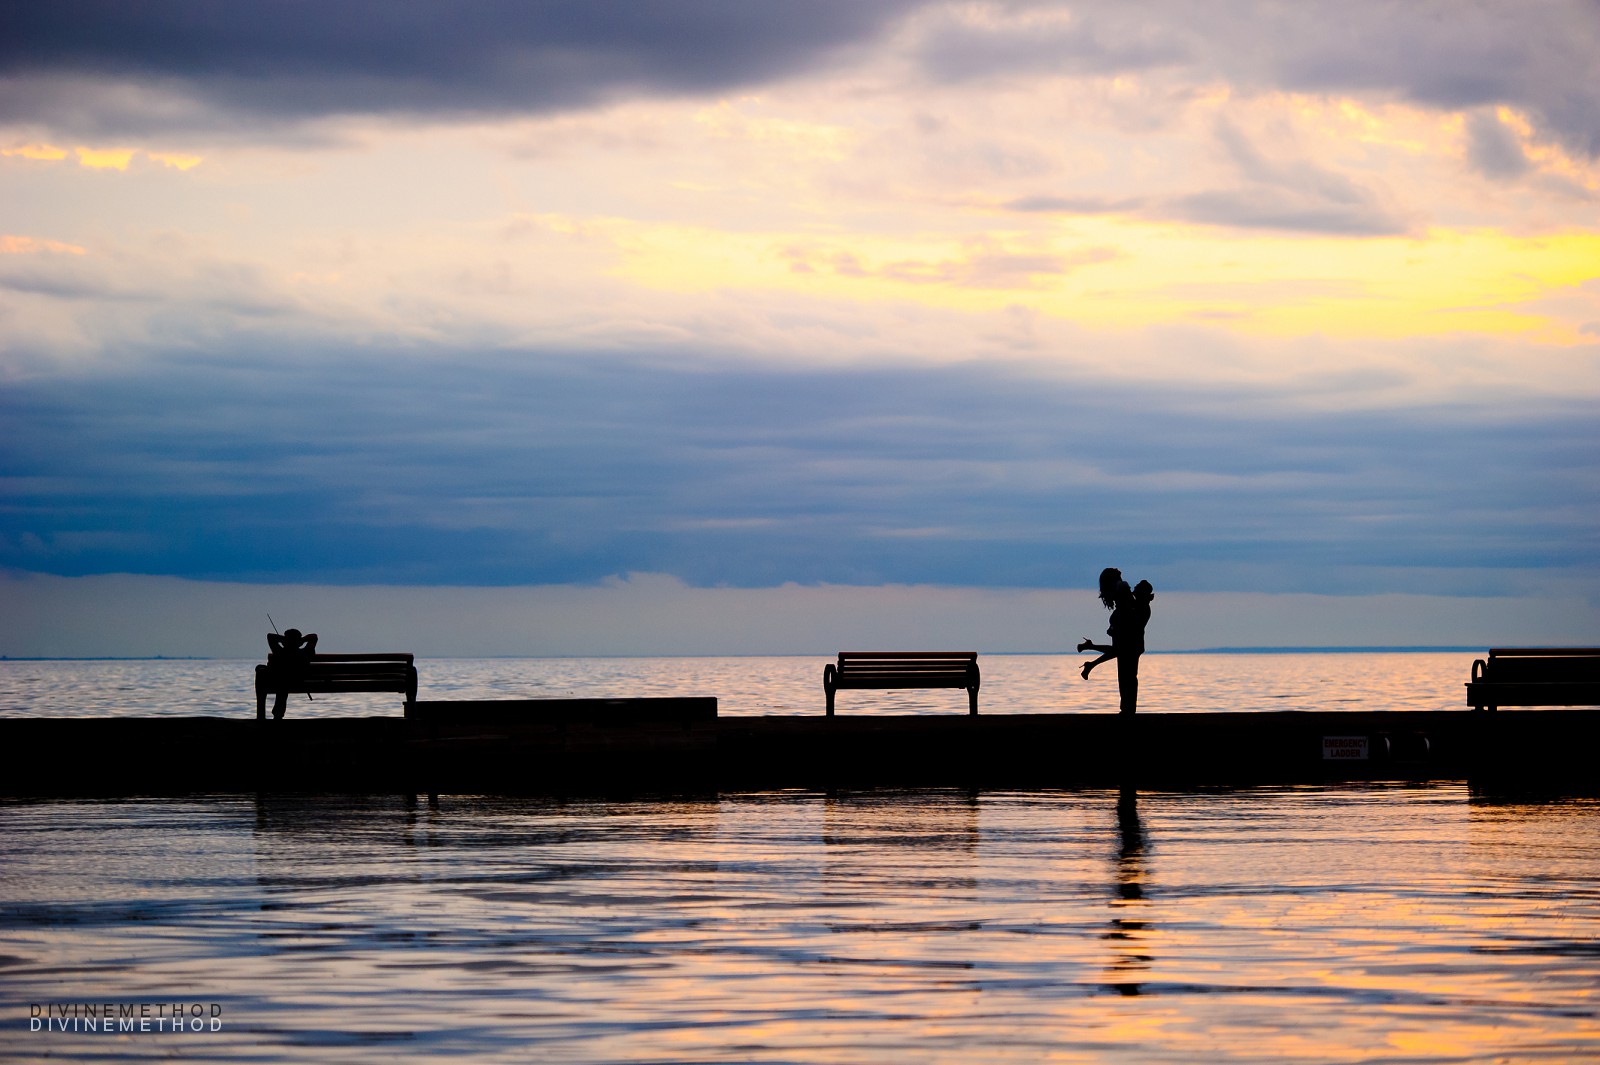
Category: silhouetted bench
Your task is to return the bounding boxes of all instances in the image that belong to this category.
[824,652,981,716]
[255,653,418,719]
[1467,648,1600,712]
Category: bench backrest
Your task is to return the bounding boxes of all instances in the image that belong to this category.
[1479,649,1600,683]
[269,652,413,663]
[261,654,416,685]
[266,652,411,668]
[836,652,978,678]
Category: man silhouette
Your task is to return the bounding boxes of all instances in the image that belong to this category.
[1116,581,1154,714]
[266,627,317,719]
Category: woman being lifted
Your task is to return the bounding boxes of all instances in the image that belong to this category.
[1077,567,1154,714]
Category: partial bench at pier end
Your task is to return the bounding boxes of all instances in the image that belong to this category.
[1466,647,1600,712]
[824,652,981,716]
[255,653,418,719]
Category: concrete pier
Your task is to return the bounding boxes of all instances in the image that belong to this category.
[2,701,1595,795]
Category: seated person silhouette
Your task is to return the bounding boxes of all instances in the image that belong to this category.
[266,628,318,720]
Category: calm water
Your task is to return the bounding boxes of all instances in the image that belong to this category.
[3,656,1597,1063]
[0,651,1478,717]
[2,788,1597,1063]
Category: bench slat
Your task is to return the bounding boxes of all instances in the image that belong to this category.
[838,651,977,659]
[836,675,972,684]
[837,665,973,674]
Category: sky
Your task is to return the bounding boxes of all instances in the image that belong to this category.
[2,1,1598,657]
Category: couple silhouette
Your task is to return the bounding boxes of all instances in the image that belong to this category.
[1077,568,1154,714]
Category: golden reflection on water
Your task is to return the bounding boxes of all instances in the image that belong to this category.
[0,786,1597,1062]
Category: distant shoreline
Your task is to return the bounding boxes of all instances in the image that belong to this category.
[0,647,1486,662]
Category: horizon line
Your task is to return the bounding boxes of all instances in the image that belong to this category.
[0,646,1493,662]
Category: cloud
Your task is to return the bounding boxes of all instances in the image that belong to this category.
[1465,109,1531,180]
[1002,195,1145,214]
[911,1,1600,161]
[0,0,928,136]
[1165,188,1406,236]
[1,143,67,160]
[1,344,1594,596]
[914,6,1187,83]
[780,241,1119,289]
[0,235,85,255]
[9,1,1598,169]
[0,239,295,315]
[1161,116,1410,235]
[998,117,1411,235]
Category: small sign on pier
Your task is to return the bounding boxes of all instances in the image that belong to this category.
[1322,735,1369,761]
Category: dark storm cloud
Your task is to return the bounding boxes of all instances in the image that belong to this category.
[2,345,1593,595]
[0,0,927,135]
[915,1,1600,160]
[7,1,1597,159]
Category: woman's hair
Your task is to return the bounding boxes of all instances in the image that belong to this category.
[1097,567,1122,610]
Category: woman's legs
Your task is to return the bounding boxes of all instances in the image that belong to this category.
[1081,650,1114,679]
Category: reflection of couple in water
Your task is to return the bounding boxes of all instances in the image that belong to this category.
[1077,567,1154,714]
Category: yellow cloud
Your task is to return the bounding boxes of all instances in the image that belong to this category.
[148,151,203,171]
[542,212,1600,343]
[6,144,203,171]
[1289,96,1459,156]
[0,235,87,255]
[75,147,138,170]
[2,143,70,161]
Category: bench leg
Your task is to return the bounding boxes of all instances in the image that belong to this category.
[256,690,266,721]
[969,688,978,715]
